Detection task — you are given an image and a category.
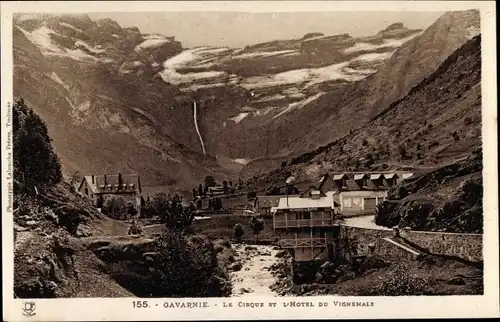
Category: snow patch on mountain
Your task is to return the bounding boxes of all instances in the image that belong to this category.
[253,94,287,103]
[159,69,226,86]
[46,72,70,91]
[181,83,226,92]
[273,92,325,119]
[232,49,299,59]
[135,35,172,52]
[19,26,66,55]
[19,26,111,63]
[75,40,105,54]
[466,26,480,39]
[232,158,250,165]
[59,22,85,33]
[343,33,422,54]
[163,46,232,69]
[354,51,395,62]
[240,61,368,90]
[229,112,250,124]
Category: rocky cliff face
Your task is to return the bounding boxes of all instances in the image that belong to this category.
[13,14,223,192]
[239,9,480,176]
[13,11,480,191]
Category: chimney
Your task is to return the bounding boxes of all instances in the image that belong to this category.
[104,174,107,185]
[91,175,95,184]
[118,173,123,187]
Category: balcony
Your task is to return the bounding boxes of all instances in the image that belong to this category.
[279,238,327,248]
[274,218,334,229]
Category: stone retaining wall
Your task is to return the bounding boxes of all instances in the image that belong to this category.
[341,226,414,260]
[341,226,483,262]
[400,230,483,262]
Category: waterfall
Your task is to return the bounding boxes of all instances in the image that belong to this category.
[193,101,206,155]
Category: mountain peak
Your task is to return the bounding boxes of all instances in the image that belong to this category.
[302,32,325,40]
[96,18,122,31]
[381,22,406,32]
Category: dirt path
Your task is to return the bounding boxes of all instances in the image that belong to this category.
[230,244,280,297]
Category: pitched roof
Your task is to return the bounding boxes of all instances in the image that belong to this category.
[333,173,346,180]
[272,195,334,211]
[384,173,398,179]
[328,172,412,191]
[354,173,366,180]
[301,185,327,198]
[82,174,141,194]
[256,195,282,208]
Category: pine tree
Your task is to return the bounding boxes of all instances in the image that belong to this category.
[13,98,62,193]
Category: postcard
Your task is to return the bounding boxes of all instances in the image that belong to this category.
[1,1,498,321]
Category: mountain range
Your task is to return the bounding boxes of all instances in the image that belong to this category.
[12,10,480,193]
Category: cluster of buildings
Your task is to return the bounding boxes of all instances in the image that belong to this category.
[75,170,415,263]
[254,171,415,262]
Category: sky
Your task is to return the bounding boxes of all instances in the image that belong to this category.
[88,11,445,48]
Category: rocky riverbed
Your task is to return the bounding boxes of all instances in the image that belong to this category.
[229,244,285,296]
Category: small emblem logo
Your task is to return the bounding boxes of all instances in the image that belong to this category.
[22,301,36,317]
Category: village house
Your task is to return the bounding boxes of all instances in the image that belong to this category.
[77,173,142,215]
[254,182,301,215]
[271,188,341,262]
[328,172,414,215]
[253,195,281,216]
[207,185,225,196]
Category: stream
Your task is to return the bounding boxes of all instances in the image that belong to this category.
[230,244,281,297]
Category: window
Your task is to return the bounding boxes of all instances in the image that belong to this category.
[303,212,311,220]
[343,197,352,208]
[84,188,88,195]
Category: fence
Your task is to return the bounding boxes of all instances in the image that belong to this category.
[279,238,327,248]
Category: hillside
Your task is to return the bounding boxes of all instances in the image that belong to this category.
[13,11,480,193]
[245,34,482,232]
[13,14,226,193]
[13,100,232,298]
[13,13,426,191]
[240,9,480,177]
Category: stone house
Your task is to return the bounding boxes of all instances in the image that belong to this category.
[77,173,142,215]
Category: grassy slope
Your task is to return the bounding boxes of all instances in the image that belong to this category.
[239,10,480,177]
[242,35,482,233]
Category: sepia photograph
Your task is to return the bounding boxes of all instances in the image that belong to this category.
[2,1,498,321]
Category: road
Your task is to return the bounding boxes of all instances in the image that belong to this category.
[340,215,391,231]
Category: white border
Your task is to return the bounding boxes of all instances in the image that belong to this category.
[1,1,498,321]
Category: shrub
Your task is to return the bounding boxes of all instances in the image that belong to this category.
[142,193,192,230]
[362,139,368,146]
[152,230,231,297]
[233,223,244,242]
[13,98,62,194]
[364,263,433,296]
[398,145,407,158]
[248,215,264,241]
[464,117,473,126]
[103,197,127,220]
